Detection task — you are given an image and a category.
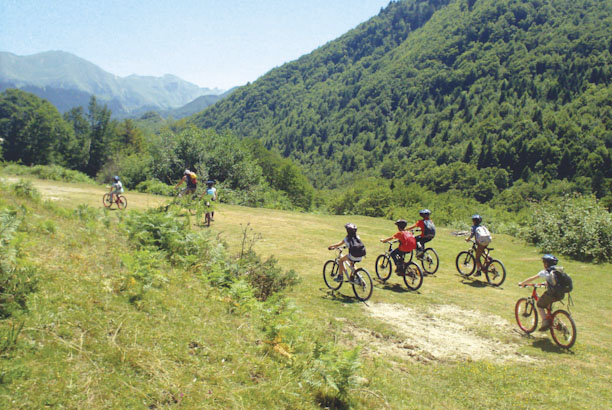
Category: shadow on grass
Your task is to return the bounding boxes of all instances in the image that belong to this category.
[320,288,362,304]
[532,338,577,354]
[458,275,504,289]
[374,280,420,294]
[315,392,349,410]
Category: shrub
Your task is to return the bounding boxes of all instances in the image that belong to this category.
[1,164,93,184]
[135,179,175,196]
[11,180,41,201]
[522,194,612,262]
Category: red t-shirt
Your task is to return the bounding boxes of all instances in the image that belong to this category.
[393,231,416,252]
[416,220,425,233]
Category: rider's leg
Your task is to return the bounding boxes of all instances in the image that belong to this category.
[474,244,486,275]
[336,254,349,279]
[537,292,555,330]
[390,249,405,273]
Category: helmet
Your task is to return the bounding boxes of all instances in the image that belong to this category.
[419,209,431,217]
[542,254,558,266]
[184,169,191,175]
[471,214,482,223]
[345,223,357,234]
[113,175,120,182]
[394,219,408,229]
[206,180,215,185]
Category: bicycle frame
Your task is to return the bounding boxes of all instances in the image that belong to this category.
[333,247,357,277]
[522,283,553,319]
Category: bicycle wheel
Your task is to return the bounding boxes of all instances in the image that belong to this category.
[403,262,423,291]
[375,254,392,281]
[323,260,342,291]
[456,251,476,277]
[515,298,538,334]
[420,248,439,275]
[102,193,113,209]
[204,212,211,226]
[485,259,506,286]
[116,195,127,210]
[406,250,414,263]
[352,268,373,301]
[550,310,577,349]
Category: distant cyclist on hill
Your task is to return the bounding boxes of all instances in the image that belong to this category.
[108,175,124,204]
[406,209,436,258]
[203,180,217,221]
[175,169,197,197]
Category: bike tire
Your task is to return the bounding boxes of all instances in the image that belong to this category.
[117,195,127,210]
[550,309,577,349]
[102,193,113,209]
[515,298,538,334]
[323,260,342,291]
[375,254,392,281]
[403,262,423,291]
[406,250,414,263]
[352,268,373,301]
[205,212,211,226]
[420,248,439,275]
[456,251,476,277]
[485,259,506,286]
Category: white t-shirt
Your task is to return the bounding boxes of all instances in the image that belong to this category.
[112,181,124,193]
[538,269,557,287]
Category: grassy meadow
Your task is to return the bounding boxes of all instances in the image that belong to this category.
[1,174,611,409]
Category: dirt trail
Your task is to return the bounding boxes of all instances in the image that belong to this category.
[344,303,535,364]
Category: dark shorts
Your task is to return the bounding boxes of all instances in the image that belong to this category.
[537,290,563,309]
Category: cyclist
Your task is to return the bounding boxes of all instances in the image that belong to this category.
[518,254,563,331]
[108,175,124,204]
[406,209,436,258]
[176,169,197,196]
[203,180,217,221]
[380,219,417,275]
[328,223,364,282]
[465,214,492,277]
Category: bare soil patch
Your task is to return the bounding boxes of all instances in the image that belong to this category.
[343,303,535,364]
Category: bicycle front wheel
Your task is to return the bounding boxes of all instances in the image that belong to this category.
[102,193,113,209]
[456,251,476,277]
[550,310,577,349]
[420,248,439,275]
[352,268,373,301]
[403,262,423,291]
[515,298,538,334]
[323,260,342,291]
[486,259,505,286]
[375,254,392,281]
[117,195,127,210]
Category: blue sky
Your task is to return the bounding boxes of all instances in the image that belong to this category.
[0,0,391,90]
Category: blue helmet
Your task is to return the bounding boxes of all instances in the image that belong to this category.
[419,209,431,217]
[542,254,558,266]
[206,180,215,186]
[113,175,120,182]
[471,214,482,223]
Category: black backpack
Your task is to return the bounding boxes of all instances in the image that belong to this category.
[347,235,366,258]
[423,220,436,238]
[552,268,573,297]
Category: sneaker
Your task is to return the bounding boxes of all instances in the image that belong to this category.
[474,270,482,277]
[334,275,344,283]
[538,319,552,331]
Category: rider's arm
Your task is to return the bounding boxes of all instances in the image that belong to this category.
[380,236,395,243]
[328,240,345,250]
[518,274,541,287]
[175,176,185,188]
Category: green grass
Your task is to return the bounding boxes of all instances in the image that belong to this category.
[1,176,611,409]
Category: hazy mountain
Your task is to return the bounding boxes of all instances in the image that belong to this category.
[0,50,224,116]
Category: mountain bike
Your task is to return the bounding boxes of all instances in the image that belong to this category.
[414,245,439,275]
[174,188,198,215]
[515,284,577,349]
[374,241,423,291]
[202,194,214,227]
[102,193,127,210]
[323,247,373,301]
[455,240,506,286]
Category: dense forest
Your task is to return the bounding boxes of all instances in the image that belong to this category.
[192,0,612,206]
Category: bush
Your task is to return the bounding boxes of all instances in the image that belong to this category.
[11,180,41,201]
[135,179,175,196]
[1,163,93,184]
[522,194,612,263]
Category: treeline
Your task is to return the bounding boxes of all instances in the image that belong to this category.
[0,89,315,210]
[192,0,612,208]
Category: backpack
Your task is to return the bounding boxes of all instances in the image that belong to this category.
[187,173,197,187]
[347,235,366,258]
[422,219,436,238]
[396,231,417,252]
[551,267,573,297]
[475,225,492,246]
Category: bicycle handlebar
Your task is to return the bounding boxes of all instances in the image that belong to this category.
[518,283,546,288]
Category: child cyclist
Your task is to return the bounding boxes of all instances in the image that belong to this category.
[203,180,218,220]
[465,214,492,277]
[328,223,365,282]
[518,254,563,331]
[406,209,436,258]
[108,176,124,204]
[380,219,417,275]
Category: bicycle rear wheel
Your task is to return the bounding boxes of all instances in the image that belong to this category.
[403,262,423,291]
[375,254,392,281]
[117,195,127,210]
[420,248,439,275]
[515,298,538,333]
[352,268,373,301]
[323,260,342,291]
[550,310,577,349]
[485,259,505,286]
[456,251,476,277]
[102,193,113,209]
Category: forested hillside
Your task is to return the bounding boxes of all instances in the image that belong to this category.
[193,0,612,202]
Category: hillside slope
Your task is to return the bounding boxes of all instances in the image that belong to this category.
[192,0,612,195]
